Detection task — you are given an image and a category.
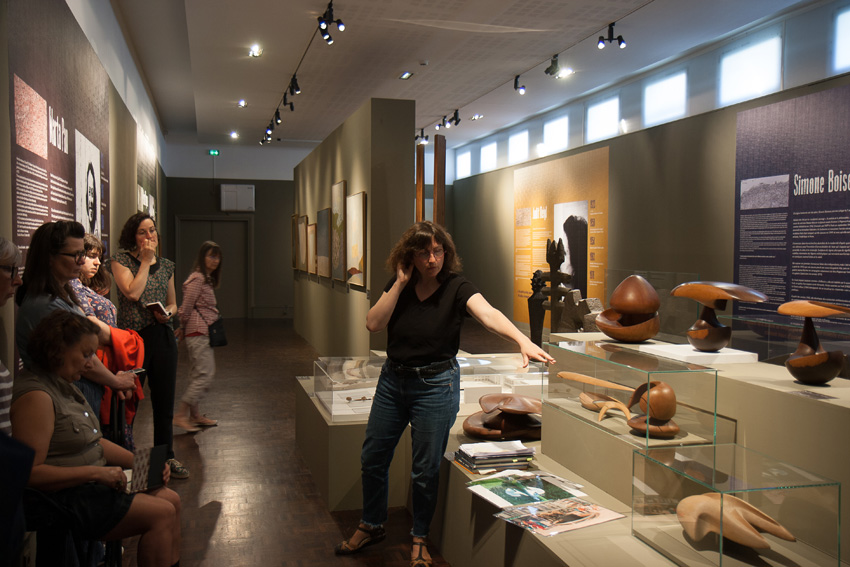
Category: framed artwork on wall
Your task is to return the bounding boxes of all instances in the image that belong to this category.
[307,223,317,275]
[297,215,308,271]
[346,191,367,286]
[331,180,347,282]
[316,208,332,278]
[291,214,299,269]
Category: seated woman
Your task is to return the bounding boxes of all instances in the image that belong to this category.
[11,311,181,567]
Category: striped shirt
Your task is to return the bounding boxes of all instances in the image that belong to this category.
[0,359,12,435]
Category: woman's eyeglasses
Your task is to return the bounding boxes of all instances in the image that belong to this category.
[415,248,445,261]
[0,265,20,279]
[56,250,87,262]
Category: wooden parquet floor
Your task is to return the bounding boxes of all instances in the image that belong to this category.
[122,318,519,566]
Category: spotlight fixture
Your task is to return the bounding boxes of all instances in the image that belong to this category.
[450,109,461,127]
[289,75,301,96]
[399,71,414,80]
[266,123,273,136]
[470,113,483,121]
[598,22,626,50]
[514,75,526,95]
[435,116,447,131]
[230,131,239,139]
[544,54,573,79]
[274,109,282,125]
[415,128,429,145]
[237,99,247,108]
[318,1,344,45]
[249,44,263,57]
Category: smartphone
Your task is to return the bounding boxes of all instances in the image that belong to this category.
[129,368,146,375]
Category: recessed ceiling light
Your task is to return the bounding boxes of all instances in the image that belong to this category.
[399,71,413,80]
[249,44,263,57]
[237,99,247,108]
[230,131,239,139]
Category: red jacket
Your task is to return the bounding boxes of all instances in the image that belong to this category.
[98,326,145,424]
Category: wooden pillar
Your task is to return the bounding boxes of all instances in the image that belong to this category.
[416,143,425,221]
[433,134,446,226]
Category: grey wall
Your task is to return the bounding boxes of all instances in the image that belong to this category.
[294,98,415,356]
[165,176,295,319]
[449,73,850,318]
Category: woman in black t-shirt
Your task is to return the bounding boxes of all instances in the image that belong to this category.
[335,221,554,567]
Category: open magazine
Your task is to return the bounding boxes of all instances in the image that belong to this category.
[466,470,624,536]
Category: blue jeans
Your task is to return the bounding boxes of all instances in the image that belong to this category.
[360,359,460,538]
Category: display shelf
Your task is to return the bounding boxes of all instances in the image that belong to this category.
[546,341,734,450]
[632,444,841,566]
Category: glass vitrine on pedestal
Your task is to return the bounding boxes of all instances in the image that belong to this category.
[313,356,384,421]
[632,444,840,566]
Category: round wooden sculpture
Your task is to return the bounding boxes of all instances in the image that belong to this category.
[596,275,661,343]
[671,282,767,352]
[777,300,849,385]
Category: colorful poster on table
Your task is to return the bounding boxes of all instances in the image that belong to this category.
[8,0,110,254]
[734,83,850,331]
[513,148,609,326]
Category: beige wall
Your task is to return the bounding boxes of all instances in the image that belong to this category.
[293,98,414,356]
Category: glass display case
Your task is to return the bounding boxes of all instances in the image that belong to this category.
[458,354,546,403]
[632,444,840,566]
[313,356,384,421]
[546,341,735,449]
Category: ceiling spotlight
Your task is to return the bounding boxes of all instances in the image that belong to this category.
[544,55,560,77]
[289,75,301,96]
[237,99,247,108]
[266,123,273,135]
[451,109,461,127]
[435,116,447,131]
[230,131,239,139]
[249,44,263,57]
[399,71,414,80]
[274,109,282,124]
[259,139,265,145]
[470,113,483,121]
[598,22,626,50]
[318,2,345,32]
[415,128,429,145]
[514,75,526,95]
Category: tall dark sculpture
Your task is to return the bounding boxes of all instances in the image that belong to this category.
[527,270,546,347]
[670,282,767,352]
[777,300,848,385]
[543,238,570,331]
[596,275,660,343]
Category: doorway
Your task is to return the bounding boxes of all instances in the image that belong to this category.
[175,216,253,318]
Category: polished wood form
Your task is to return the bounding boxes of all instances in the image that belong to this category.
[596,275,660,343]
[777,299,849,385]
[671,281,767,352]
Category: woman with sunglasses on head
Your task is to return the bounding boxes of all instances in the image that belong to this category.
[335,221,554,567]
[15,222,136,412]
[173,241,223,431]
[111,213,188,480]
[11,311,181,567]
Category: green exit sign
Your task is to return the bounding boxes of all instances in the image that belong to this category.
[208,149,220,156]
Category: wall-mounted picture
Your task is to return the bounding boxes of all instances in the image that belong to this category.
[75,130,101,236]
[346,191,367,286]
[316,208,331,278]
[307,223,317,275]
[291,214,299,269]
[297,215,308,271]
[332,180,347,282]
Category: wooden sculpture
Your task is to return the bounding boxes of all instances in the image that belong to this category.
[670,282,767,352]
[557,371,679,438]
[462,393,542,440]
[596,275,660,343]
[777,300,849,385]
[676,493,796,550]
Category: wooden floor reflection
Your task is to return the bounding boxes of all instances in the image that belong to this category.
[123,318,518,566]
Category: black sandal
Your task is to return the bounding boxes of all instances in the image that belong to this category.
[334,524,386,555]
[410,541,433,567]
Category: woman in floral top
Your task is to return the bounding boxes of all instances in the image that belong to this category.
[174,241,223,431]
[111,213,188,480]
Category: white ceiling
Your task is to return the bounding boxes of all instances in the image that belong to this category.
[111,0,815,152]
